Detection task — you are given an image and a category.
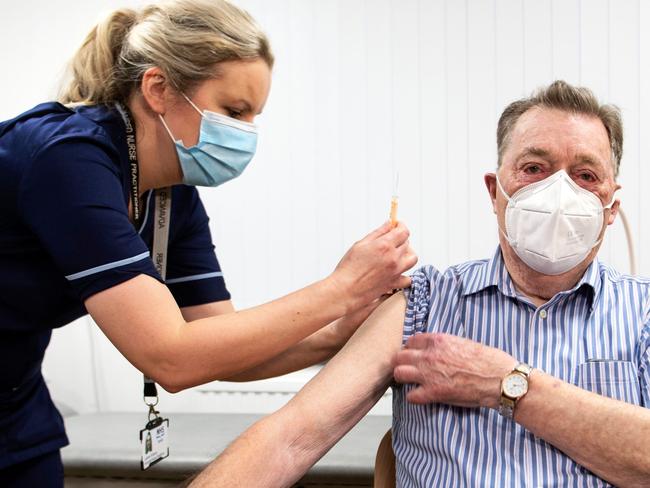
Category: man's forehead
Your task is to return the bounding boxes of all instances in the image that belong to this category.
[506,107,612,165]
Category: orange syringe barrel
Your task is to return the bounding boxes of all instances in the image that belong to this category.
[390,195,398,228]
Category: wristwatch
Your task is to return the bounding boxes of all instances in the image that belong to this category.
[499,362,533,419]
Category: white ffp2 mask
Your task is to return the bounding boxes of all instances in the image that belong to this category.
[496,170,613,275]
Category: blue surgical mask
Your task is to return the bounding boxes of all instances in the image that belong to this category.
[159,94,258,187]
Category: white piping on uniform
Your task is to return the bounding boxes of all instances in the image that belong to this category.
[65,251,150,281]
[165,272,223,284]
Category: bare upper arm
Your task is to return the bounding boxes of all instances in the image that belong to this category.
[282,291,406,454]
[181,300,235,321]
[85,274,187,379]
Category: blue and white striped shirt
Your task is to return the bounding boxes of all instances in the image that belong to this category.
[392,248,650,487]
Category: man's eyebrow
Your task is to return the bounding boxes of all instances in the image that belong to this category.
[575,153,607,169]
[516,146,552,161]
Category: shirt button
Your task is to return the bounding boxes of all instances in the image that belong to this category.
[539,309,547,319]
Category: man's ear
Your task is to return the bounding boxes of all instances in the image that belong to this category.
[140,67,170,115]
[606,183,622,225]
[484,172,498,214]
[607,200,620,225]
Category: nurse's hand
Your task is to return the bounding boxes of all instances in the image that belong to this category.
[331,221,417,312]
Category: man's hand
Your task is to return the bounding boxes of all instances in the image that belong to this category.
[392,333,516,409]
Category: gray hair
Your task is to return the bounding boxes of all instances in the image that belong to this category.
[496,80,623,177]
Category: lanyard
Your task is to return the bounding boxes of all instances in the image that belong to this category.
[115,104,172,409]
[143,189,172,405]
[116,103,142,228]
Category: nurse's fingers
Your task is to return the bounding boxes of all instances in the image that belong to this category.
[359,221,394,242]
[381,221,410,248]
[361,221,410,248]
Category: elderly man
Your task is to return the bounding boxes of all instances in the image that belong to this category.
[191,81,650,487]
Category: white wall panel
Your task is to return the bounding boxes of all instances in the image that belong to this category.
[608,0,640,275]
[640,1,650,275]
[467,0,499,261]
[392,0,422,255]
[524,0,553,92]
[366,0,394,240]
[313,1,344,278]
[1,0,647,415]
[419,0,449,267]
[446,0,471,265]
[551,0,581,84]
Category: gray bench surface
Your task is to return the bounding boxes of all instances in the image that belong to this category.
[63,412,391,485]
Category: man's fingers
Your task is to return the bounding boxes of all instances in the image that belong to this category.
[393,365,423,385]
[393,347,421,365]
[405,332,440,351]
[405,386,432,405]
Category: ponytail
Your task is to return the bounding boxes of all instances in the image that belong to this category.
[59,9,137,105]
[59,0,274,106]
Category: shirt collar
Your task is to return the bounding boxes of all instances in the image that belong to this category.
[461,247,517,298]
[461,246,602,313]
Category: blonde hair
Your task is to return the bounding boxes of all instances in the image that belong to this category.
[59,0,273,106]
[497,80,623,177]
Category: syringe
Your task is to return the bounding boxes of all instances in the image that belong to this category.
[389,171,399,228]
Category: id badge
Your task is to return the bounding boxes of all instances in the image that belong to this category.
[140,417,170,470]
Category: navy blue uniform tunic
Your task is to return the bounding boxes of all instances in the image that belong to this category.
[0,103,230,469]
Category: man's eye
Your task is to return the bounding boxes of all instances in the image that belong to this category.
[524,165,541,174]
[578,172,595,182]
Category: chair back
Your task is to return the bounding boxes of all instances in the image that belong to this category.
[373,429,395,488]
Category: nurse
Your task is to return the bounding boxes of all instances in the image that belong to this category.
[0,0,416,485]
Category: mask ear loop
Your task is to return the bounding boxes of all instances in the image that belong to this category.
[159,91,201,148]
[591,191,618,249]
[158,114,177,143]
[495,174,512,202]
[495,175,517,247]
[182,93,204,117]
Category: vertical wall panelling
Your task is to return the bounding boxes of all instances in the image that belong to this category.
[391,0,422,258]
[523,0,553,92]
[640,1,650,276]
[446,0,471,265]
[288,0,319,287]
[608,0,640,275]
[467,0,499,262]
[314,1,344,279]
[338,0,369,249]
[551,0,581,84]
[419,0,449,269]
[494,0,525,114]
[365,0,393,236]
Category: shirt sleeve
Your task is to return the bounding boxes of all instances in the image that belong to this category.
[164,187,231,308]
[18,137,161,301]
[402,266,437,345]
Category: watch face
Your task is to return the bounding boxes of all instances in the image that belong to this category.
[503,373,528,398]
